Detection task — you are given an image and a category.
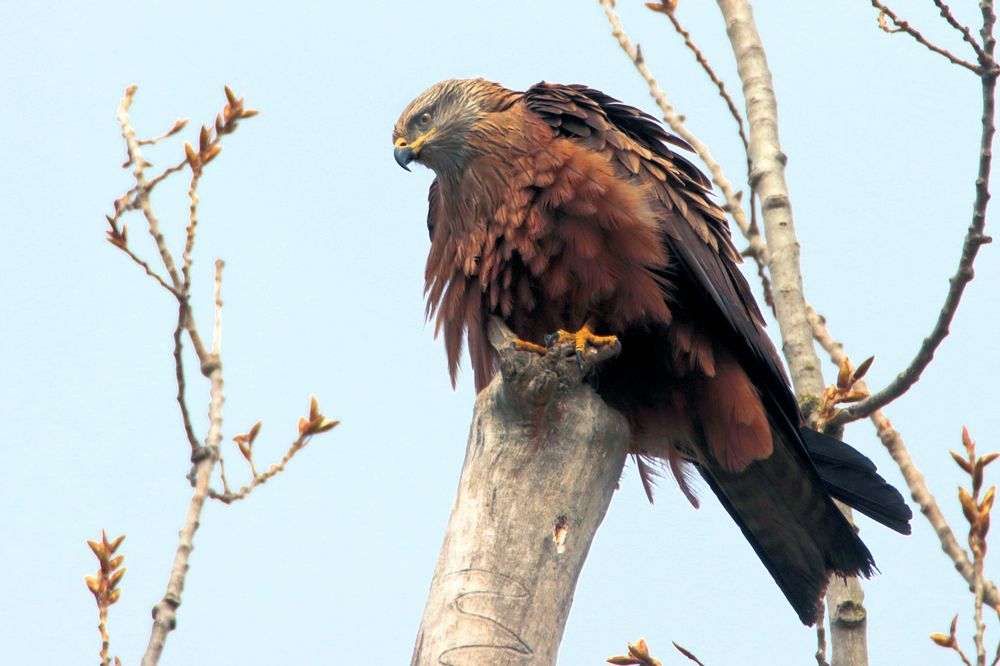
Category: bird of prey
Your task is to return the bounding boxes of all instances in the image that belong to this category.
[392,78,911,625]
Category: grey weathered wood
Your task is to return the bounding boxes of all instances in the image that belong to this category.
[411,321,630,666]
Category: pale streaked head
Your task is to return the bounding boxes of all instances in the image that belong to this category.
[392,78,518,175]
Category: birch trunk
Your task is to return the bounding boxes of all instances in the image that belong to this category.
[715,1,868,664]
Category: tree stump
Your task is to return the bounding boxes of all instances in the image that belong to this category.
[411,321,630,665]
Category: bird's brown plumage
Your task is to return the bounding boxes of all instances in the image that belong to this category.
[393,78,911,625]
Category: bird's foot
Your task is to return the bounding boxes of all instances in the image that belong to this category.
[545,325,622,369]
[545,326,619,354]
[507,325,620,377]
[500,323,620,392]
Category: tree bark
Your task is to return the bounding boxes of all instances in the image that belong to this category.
[714,2,868,664]
[411,321,629,666]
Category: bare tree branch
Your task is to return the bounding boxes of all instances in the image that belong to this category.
[173,308,200,453]
[605,2,998,663]
[835,2,996,425]
[643,0,770,308]
[807,306,1000,611]
[208,428,323,504]
[141,251,226,666]
[715,0,826,399]
[117,87,185,292]
[108,84,328,664]
[182,171,202,292]
[933,0,990,63]
[646,1,751,165]
[870,0,981,73]
[599,0,774,311]
[713,2,872,664]
[141,443,214,666]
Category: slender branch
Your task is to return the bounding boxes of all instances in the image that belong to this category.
[836,5,996,425]
[118,158,188,211]
[217,451,233,496]
[713,2,872,664]
[173,307,200,454]
[208,432,312,504]
[648,2,751,160]
[85,531,126,666]
[646,0,770,307]
[182,172,202,292]
[143,160,188,196]
[110,85,310,664]
[211,260,224,358]
[140,451,214,666]
[117,87,185,291]
[716,0,824,398]
[933,0,990,62]
[807,306,1000,609]
[113,242,179,297]
[975,545,987,666]
[141,265,225,666]
[871,0,981,73]
[138,117,188,146]
[599,0,773,310]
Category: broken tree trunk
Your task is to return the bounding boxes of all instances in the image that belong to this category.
[411,321,630,666]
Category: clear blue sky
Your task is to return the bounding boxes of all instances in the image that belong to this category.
[1,2,996,664]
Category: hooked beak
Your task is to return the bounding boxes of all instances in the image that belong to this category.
[393,128,437,172]
[394,139,414,171]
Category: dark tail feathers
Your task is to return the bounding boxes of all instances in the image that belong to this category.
[801,428,913,535]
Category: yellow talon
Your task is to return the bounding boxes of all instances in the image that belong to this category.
[511,338,547,355]
[510,326,620,361]
[551,325,620,353]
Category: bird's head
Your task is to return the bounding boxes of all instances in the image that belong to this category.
[392,78,518,176]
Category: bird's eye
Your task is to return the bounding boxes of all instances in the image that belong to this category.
[419,112,433,126]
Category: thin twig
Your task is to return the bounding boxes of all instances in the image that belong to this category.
[111,85,309,665]
[975,541,987,666]
[211,260,224,358]
[208,433,311,504]
[115,244,179,296]
[117,85,225,666]
[600,0,773,311]
[119,159,188,210]
[217,451,233,496]
[933,0,990,63]
[182,171,202,291]
[138,118,188,146]
[871,0,981,73]
[142,264,224,666]
[117,87,185,291]
[836,3,996,424]
[648,2,750,159]
[173,307,200,453]
[807,306,1000,610]
[647,0,768,305]
[144,159,188,194]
